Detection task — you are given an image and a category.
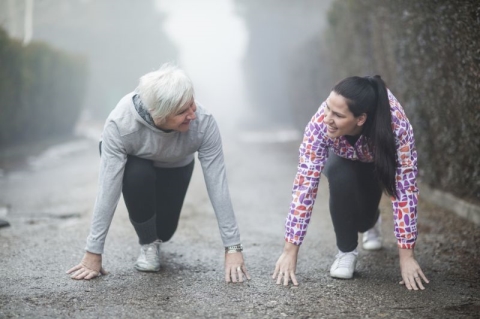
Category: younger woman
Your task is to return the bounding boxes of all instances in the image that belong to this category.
[273,75,429,291]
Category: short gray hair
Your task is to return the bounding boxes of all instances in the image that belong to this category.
[137,63,194,123]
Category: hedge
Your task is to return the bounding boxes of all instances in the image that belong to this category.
[293,0,480,203]
[0,27,87,148]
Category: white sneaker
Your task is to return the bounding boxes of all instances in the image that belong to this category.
[134,240,161,272]
[362,215,382,250]
[330,250,358,279]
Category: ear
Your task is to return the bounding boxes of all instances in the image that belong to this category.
[356,113,367,126]
[152,116,165,127]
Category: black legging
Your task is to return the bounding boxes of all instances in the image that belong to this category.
[323,151,382,252]
[122,155,194,244]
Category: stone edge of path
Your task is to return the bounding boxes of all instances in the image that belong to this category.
[420,182,480,226]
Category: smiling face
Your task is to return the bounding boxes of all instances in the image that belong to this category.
[153,99,197,132]
[323,91,367,138]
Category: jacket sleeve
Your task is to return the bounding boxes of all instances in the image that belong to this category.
[285,103,330,245]
[85,121,127,254]
[197,116,241,247]
[389,92,419,249]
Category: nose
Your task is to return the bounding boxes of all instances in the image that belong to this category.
[187,105,196,120]
[323,111,332,124]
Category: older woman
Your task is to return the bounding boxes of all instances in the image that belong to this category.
[67,64,249,283]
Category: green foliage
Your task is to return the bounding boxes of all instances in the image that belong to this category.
[322,0,480,202]
[0,27,87,148]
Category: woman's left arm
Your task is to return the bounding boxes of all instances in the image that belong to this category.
[225,249,251,283]
[389,92,429,290]
[198,115,250,282]
[398,248,429,290]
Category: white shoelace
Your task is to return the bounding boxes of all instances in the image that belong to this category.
[335,252,357,268]
[141,242,160,262]
[364,228,380,241]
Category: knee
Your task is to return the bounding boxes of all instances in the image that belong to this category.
[123,156,155,184]
[357,209,380,232]
[158,225,178,242]
[358,222,371,233]
[325,162,357,192]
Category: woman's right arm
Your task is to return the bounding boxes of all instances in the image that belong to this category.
[66,251,107,280]
[273,103,330,285]
[272,242,300,286]
[67,122,127,279]
[284,103,329,245]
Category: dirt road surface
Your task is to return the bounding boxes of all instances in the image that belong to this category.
[1,129,479,318]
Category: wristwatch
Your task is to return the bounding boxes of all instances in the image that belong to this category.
[225,244,243,253]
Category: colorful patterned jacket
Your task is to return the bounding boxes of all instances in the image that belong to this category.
[285,90,418,249]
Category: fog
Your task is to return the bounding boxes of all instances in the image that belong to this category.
[0,0,332,142]
[157,0,249,133]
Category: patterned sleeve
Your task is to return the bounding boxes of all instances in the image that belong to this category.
[389,92,419,249]
[285,102,330,245]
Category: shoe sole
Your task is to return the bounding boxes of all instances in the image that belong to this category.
[363,242,382,250]
[330,272,354,279]
[134,264,160,272]
[330,259,357,279]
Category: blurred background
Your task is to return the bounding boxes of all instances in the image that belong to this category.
[0,0,479,205]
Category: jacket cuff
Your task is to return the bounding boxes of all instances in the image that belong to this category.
[285,234,303,246]
[397,241,416,249]
[85,237,105,255]
[222,235,241,248]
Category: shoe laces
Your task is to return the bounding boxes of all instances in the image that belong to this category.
[141,240,161,261]
[364,228,380,241]
[335,252,357,268]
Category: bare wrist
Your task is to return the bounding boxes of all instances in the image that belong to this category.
[85,251,102,260]
[283,241,300,253]
[398,247,414,259]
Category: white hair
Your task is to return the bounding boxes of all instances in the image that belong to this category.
[137,63,194,123]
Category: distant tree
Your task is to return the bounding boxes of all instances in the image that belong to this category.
[1,0,179,120]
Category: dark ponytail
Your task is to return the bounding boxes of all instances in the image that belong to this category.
[333,75,397,198]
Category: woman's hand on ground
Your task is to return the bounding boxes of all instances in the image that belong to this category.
[272,242,300,286]
[66,251,108,280]
[225,252,250,283]
[398,248,429,290]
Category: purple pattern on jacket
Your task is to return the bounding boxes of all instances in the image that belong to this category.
[285,90,419,249]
